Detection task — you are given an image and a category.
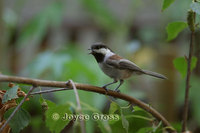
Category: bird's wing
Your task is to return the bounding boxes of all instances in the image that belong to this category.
[106,58,144,72]
[106,55,167,79]
[119,59,143,72]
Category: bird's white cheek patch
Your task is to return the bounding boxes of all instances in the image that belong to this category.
[94,48,110,55]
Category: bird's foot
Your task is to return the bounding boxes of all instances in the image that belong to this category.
[102,86,109,91]
[115,89,120,93]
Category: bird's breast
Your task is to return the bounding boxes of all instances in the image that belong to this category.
[98,63,133,80]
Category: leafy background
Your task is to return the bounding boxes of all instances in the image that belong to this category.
[0,0,200,133]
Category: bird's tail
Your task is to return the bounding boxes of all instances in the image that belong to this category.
[142,70,167,79]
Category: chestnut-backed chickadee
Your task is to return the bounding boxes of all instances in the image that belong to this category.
[89,42,167,92]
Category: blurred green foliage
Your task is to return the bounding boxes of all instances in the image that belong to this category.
[81,0,119,31]
[1,0,200,132]
[17,2,64,48]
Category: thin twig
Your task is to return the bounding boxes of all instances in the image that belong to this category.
[181,9,196,132]
[69,80,82,113]
[0,86,36,132]
[182,25,195,132]
[30,88,71,95]
[69,80,86,133]
[0,74,176,132]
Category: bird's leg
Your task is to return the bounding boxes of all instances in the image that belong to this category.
[102,79,118,91]
[114,80,124,92]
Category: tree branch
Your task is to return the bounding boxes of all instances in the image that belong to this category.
[182,10,196,132]
[0,74,176,132]
[0,86,36,132]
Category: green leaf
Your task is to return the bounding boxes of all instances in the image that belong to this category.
[153,121,162,132]
[136,127,154,133]
[126,115,153,122]
[166,22,188,41]
[39,95,45,104]
[191,56,198,71]
[97,121,112,133]
[45,104,72,133]
[109,109,151,133]
[5,108,31,133]
[109,102,119,114]
[171,122,182,132]
[191,2,200,15]
[173,56,197,78]
[162,0,175,11]
[81,101,101,113]
[81,101,112,133]
[173,57,187,78]
[121,109,129,133]
[133,106,144,112]
[2,86,18,103]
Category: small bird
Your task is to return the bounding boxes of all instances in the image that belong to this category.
[89,42,167,92]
